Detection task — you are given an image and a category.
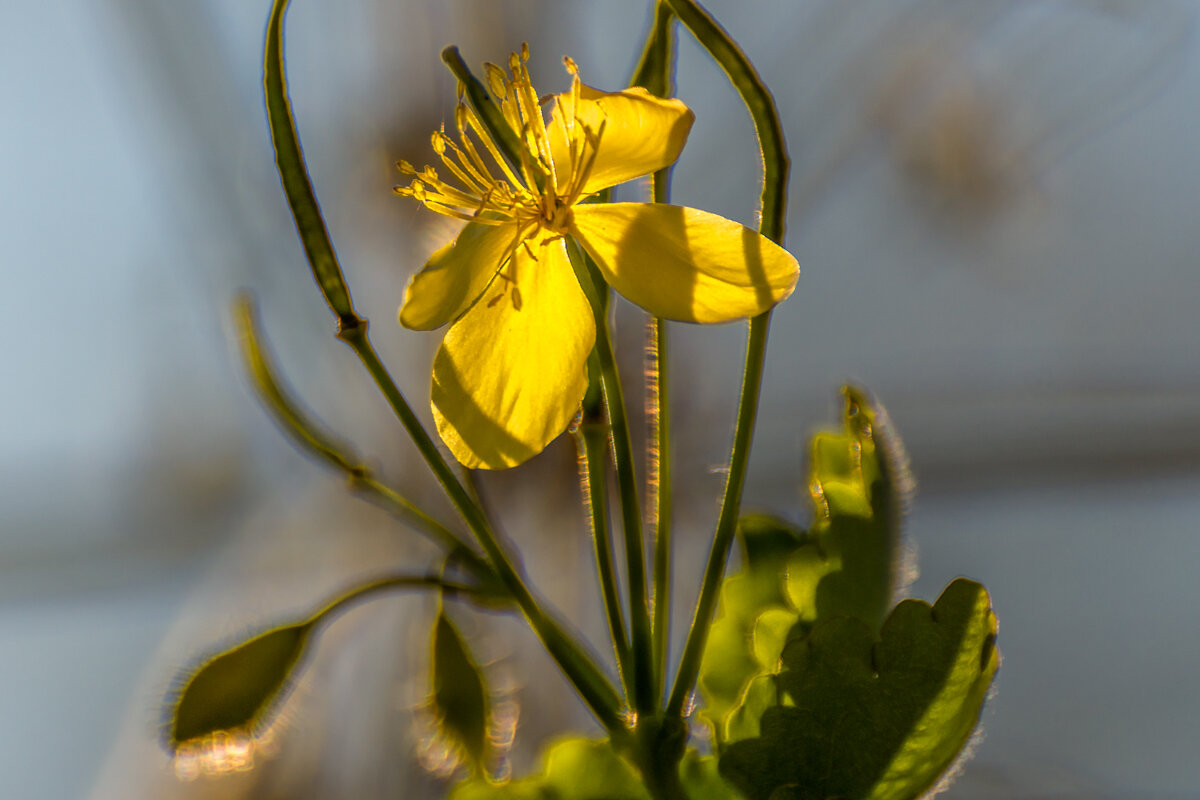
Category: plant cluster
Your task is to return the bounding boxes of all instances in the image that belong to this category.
[165,2,998,798]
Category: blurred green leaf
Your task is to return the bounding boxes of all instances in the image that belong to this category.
[168,622,312,748]
[449,740,739,800]
[448,778,548,800]
[540,739,649,800]
[433,612,490,771]
[448,738,642,800]
[719,579,999,800]
[679,751,742,800]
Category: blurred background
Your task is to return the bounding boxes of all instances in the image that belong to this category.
[4,0,1200,797]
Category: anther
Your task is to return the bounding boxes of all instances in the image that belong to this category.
[511,287,523,311]
[563,56,578,75]
[484,63,508,99]
[396,160,416,175]
[487,294,504,308]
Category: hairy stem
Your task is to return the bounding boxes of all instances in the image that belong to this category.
[630,0,680,705]
[577,416,634,699]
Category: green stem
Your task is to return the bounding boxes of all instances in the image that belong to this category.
[348,478,492,580]
[666,313,770,719]
[566,242,655,717]
[308,574,482,628]
[662,0,790,720]
[647,314,672,701]
[630,0,680,704]
[577,417,633,697]
[599,310,655,717]
[659,0,789,243]
[630,1,677,99]
[576,254,630,689]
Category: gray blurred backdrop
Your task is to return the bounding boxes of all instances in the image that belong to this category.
[4,0,1200,797]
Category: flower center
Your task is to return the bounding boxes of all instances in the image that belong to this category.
[394,46,599,235]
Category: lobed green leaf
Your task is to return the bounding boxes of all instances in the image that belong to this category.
[697,514,804,741]
[698,388,908,746]
[719,579,999,800]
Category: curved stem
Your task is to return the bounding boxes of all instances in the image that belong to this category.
[661,0,790,719]
[659,0,789,243]
[308,574,482,628]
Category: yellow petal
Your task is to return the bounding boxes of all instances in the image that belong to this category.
[569,203,799,323]
[550,84,694,196]
[399,221,522,331]
[431,235,595,469]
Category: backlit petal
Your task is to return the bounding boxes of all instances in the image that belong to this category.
[569,203,799,323]
[550,85,694,196]
[399,221,522,330]
[431,236,595,469]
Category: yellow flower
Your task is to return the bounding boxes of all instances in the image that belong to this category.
[396,47,799,469]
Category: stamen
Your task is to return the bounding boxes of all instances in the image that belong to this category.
[512,60,558,194]
[433,132,490,197]
[419,202,510,224]
[457,105,524,195]
[567,117,605,203]
[461,121,537,216]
